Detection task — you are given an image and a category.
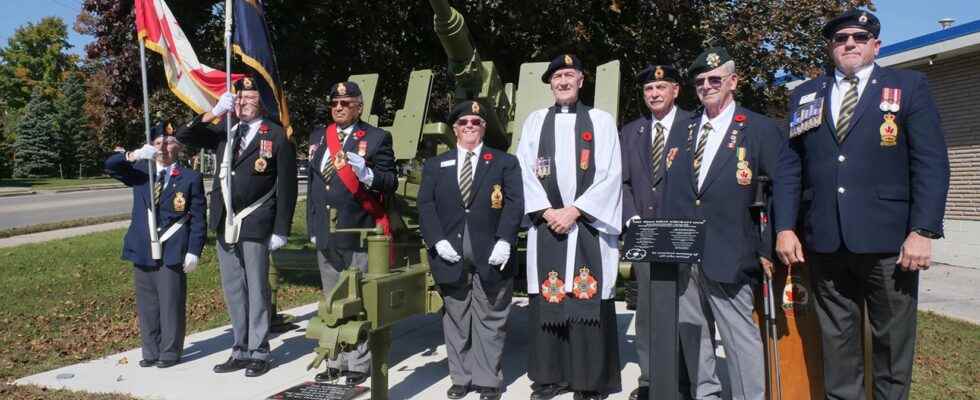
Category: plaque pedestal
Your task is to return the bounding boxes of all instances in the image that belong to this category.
[648,262,679,400]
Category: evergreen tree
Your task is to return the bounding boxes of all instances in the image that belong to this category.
[54,72,92,177]
[13,89,60,178]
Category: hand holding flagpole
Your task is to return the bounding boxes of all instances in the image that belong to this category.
[137,38,162,260]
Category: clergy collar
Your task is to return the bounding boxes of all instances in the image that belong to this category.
[555,102,580,113]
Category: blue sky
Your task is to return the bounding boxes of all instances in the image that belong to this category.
[2,0,979,56]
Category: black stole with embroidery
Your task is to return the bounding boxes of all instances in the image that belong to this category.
[535,102,603,325]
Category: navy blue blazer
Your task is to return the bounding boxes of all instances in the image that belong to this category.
[105,152,206,267]
[417,146,523,289]
[786,65,949,254]
[661,106,799,284]
[305,121,398,250]
[176,116,298,243]
[621,108,693,225]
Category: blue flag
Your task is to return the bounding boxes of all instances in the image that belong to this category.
[232,0,291,136]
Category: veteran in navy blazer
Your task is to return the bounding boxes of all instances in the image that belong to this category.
[777,10,949,400]
[660,48,800,400]
[418,100,522,400]
[306,81,398,385]
[105,121,206,369]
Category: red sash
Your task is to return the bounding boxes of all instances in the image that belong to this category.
[326,124,391,237]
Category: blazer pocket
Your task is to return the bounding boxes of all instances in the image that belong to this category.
[876,185,909,201]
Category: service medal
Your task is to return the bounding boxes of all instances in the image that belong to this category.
[880,87,902,113]
[357,140,368,157]
[781,274,811,317]
[737,167,752,186]
[880,114,899,146]
[666,148,678,169]
[571,267,598,300]
[173,192,186,212]
[541,271,565,304]
[260,139,273,159]
[490,184,503,209]
[579,149,591,170]
[254,157,268,173]
[535,157,551,178]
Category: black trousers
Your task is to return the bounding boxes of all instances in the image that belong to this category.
[811,251,918,400]
[527,295,621,394]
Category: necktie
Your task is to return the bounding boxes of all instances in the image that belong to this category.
[321,152,336,184]
[459,151,474,205]
[153,169,166,205]
[836,76,859,143]
[236,123,249,157]
[692,122,712,188]
[651,122,666,178]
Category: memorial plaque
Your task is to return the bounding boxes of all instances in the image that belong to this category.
[267,382,368,400]
[621,218,706,263]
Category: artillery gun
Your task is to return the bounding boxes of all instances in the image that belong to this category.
[271,1,625,398]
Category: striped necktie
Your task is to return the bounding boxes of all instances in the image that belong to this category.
[153,170,166,205]
[836,76,859,143]
[692,122,712,187]
[459,151,474,205]
[320,129,348,184]
[651,122,666,178]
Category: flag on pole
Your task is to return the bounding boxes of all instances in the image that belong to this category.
[135,0,241,113]
[232,0,292,137]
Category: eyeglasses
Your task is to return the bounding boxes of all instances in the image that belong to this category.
[454,118,485,127]
[329,100,360,108]
[833,32,874,44]
[694,74,731,88]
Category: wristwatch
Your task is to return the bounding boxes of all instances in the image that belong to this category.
[912,228,941,239]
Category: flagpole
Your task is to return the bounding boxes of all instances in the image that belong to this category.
[138,38,162,260]
[221,0,237,244]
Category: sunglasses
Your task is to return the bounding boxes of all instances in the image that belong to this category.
[833,32,874,44]
[694,74,731,88]
[455,118,485,127]
[329,100,360,108]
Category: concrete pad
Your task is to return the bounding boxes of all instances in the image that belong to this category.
[918,263,980,324]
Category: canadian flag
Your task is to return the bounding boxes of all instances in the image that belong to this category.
[135,0,241,113]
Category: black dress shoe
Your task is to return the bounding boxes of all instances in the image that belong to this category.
[478,387,502,400]
[344,371,368,385]
[630,386,649,400]
[447,384,471,399]
[573,391,603,400]
[530,384,569,400]
[156,359,179,368]
[138,359,157,368]
[245,359,270,377]
[213,357,250,373]
[314,367,342,382]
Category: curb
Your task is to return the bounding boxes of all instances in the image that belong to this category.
[0,190,36,198]
[53,184,126,193]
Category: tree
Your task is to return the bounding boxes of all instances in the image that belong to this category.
[54,72,95,177]
[0,17,78,110]
[13,89,60,178]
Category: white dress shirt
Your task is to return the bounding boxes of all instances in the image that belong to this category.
[233,118,264,150]
[651,105,677,148]
[695,100,736,189]
[319,123,356,172]
[456,143,483,184]
[831,63,875,125]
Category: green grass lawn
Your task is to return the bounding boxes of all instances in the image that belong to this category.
[0,177,118,190]
[0,199,977,399]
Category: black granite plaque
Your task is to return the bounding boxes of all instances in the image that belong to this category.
[267,382,368,400]
[621,218,706,263]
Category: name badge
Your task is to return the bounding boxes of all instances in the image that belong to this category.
[440,159,456,168]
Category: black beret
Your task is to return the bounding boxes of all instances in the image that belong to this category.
[149,120,175,142]
[448,100,488,124]
[637,64,681,85]
[541,54,584,83]
[688,47,733,78]
[329,81,362,99]
[822,9,880,39]
[233,74,259,92]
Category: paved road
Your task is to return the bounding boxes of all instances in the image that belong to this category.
[0,182,308,231]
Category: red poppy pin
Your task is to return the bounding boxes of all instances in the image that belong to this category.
[734,114,747,123]
[259,124,270,134]
[582,131,593,142]
[170,166,181,177]
[482,152,493,161]
[354,130,366,139]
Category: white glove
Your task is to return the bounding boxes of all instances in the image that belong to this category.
[132,144,158,161]
[626,215,641,228]
[434,240,461,263]
[488,240,511,270]
[183,253,199,273]
[268,234,287,251]
[211,92,235,116]
[310,236,317,245]
[345,152,374,186]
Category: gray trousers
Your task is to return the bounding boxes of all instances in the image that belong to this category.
[216,240,271,361]
[635,263,722,399]
[317,247,371,373]
[442,274,513,389]
[134,264,186,362]
[700,270,765,400]
[811,252,917,400]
